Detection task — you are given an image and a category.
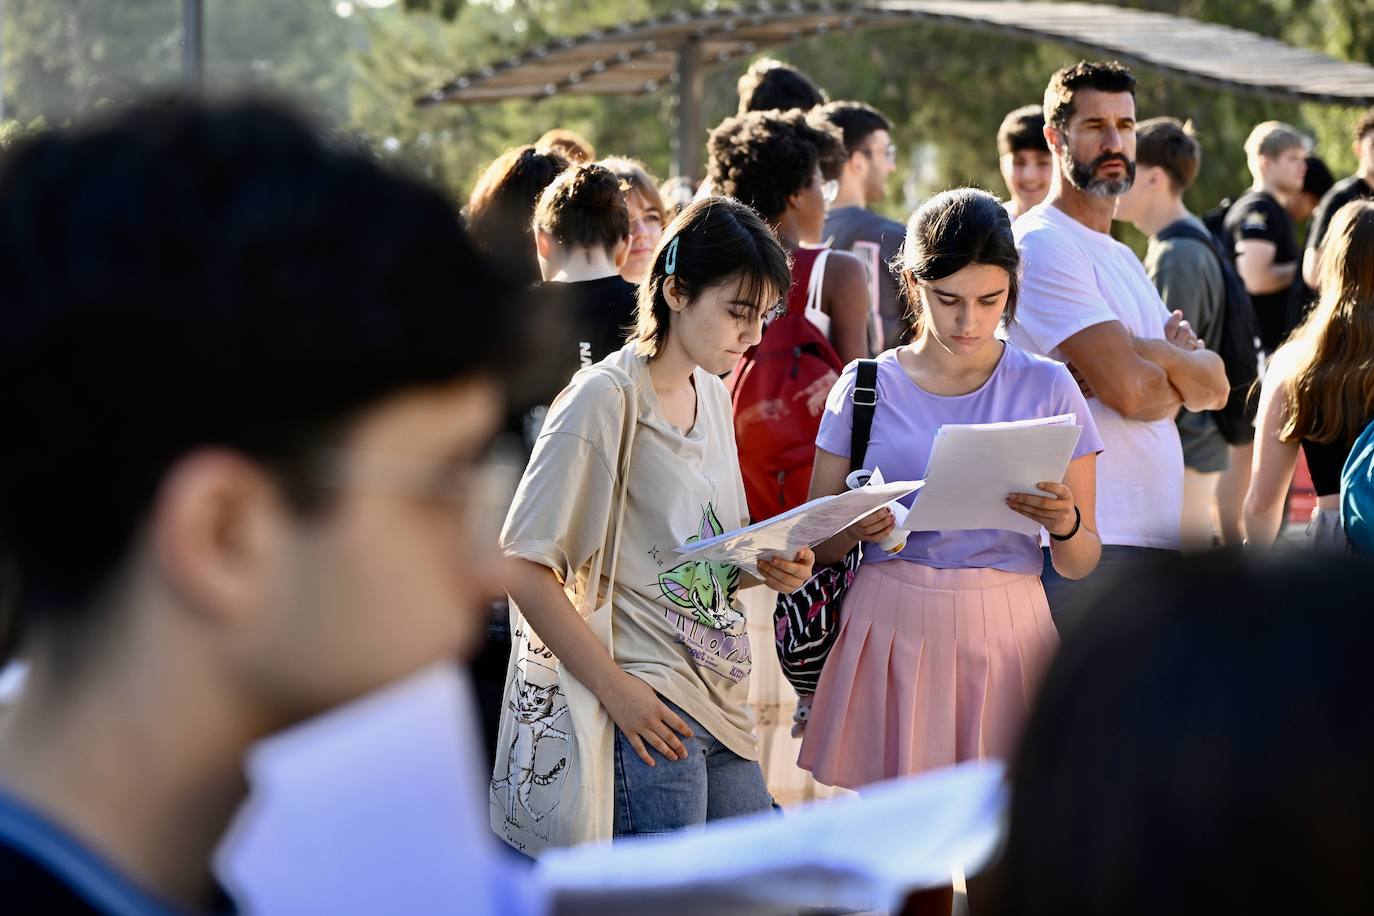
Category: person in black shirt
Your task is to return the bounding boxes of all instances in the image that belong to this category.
[533,163,639,389]
[1301,107,1374,290]
[1224,121,1309,354]
[0,99,526,914]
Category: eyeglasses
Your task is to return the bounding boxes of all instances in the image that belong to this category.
[822,179,840,204]
[310,441,523,546]
[863,143,898,165]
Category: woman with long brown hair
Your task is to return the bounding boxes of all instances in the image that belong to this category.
[1244,199,1374,548]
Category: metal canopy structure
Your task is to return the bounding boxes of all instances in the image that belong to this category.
[418,1,1374,180]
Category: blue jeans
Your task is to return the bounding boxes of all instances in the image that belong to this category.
[1040,545,1178,634]
[613,696,775,838]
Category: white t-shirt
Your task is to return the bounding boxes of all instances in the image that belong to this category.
[1007,203,1183,550]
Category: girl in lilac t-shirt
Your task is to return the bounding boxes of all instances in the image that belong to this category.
[797,189,1104,792]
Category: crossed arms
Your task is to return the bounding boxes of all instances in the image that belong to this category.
[1061,311,1229,422]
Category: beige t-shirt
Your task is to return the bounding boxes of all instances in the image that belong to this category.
[501,343,758,759]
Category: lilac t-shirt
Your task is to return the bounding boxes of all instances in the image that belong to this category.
[816,343,1104,575]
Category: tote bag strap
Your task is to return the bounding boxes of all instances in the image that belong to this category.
[577,366,637,622]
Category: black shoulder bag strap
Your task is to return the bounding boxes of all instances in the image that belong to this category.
[848,359,880,474]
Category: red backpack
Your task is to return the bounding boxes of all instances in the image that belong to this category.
[730,248,843,522]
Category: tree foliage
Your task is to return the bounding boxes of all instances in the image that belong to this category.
[2,0,1370,231]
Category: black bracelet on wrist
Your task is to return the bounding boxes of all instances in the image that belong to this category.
[1050,506,1082,541]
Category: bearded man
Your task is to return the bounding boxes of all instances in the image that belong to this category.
[1003,60,1229,629]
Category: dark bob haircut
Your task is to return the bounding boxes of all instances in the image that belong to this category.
[991,549,1374,916]
[633,196,791,359]
[707,108,845,223]
[897,188,1020,331]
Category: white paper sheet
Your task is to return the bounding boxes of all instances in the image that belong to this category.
[902,413,1082,536]
[537,761,1007,916]
[674,478,924,577]
[216,665,545,916]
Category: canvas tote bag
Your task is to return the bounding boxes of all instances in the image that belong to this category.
[490,365,636,856]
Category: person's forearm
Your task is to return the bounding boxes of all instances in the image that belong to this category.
[814,528,860,566]
[505,559,626,697]
[1242,492,1284,548]
[1047,527,1102,580]
[1135,339,1228,412]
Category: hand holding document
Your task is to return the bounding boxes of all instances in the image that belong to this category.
[902,413,1083,536]
[675,475,924,577]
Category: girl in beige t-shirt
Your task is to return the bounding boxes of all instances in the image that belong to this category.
[502,197,815,837]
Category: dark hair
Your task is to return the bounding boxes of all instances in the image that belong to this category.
[1043,60,1137,131]
[533,162,631,255]
[1135,116,1202,192]
[1354,107,1374,143]
[0,97,521,631]
[466,144,570,286]
[992,549,1374,916]
[632,197,791,359]
[597,156,665,221]
[998,104,1048,155]
[707,108,845,222]
[813,100,893,155]
[1303,154,1335,199]
[897,188,1020,331]
[736,57,826,114]
[536,127,595,163]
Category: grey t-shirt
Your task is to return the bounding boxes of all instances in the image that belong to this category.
[824,205,906,351]
[1145,216,1229,473]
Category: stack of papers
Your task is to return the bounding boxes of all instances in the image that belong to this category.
[902,413,1083,536]
[538,761,1007,915]
[674,478,924,577]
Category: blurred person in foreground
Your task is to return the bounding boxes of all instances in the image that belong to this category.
[0,97,523,914]
[1244,200,1374,550]
[816,100,906,350]
[991,548,1374,915]
[997,105,1053,221]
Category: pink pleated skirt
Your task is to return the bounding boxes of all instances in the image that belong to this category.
[797,559,1058,790]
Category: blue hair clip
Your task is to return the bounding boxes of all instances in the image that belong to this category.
[664,236,680,276]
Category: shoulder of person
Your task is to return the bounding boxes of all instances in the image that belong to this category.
[1014,209,1086,256]
[1152,233,1216,271]
[823,248,870,279]
[545,355,638,437]
[1002,341,1071,381]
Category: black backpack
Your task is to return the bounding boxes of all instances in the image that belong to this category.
[1155,219,1262,445]
[1200,198,1234,257]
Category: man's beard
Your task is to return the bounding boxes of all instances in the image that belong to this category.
[1063,148,1137,198]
